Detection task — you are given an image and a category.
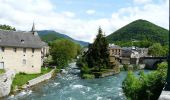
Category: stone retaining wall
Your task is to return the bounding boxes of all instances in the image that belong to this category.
[22,69,55,88]
[159,91,170,100]
[0,70,16,98]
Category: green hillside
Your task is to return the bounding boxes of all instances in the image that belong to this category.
[106,19,169,47]
[38,30,89,46]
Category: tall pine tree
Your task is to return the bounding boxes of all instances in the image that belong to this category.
[86,27,110,71]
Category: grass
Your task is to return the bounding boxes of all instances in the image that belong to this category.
[12,67,53,91]
[0,69,5,74]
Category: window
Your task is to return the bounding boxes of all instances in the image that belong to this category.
[13,48,17,52]
[23,48,26,53]
[0,47,5,52]
[21,39,24,43]
[32,48,35,53]
[23,59,26,64]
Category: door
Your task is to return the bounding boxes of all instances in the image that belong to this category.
[0,62,4,69]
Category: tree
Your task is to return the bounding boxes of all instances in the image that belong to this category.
[50,39,80,67]
[122,62,168,100]
[0,24,16,31]
[148,43,167,56]
[85,27,110,71]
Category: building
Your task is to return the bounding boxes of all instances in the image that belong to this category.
[109,44,122,58]
[0,24,45,74]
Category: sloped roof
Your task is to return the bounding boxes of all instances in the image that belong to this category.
[109,45,122,49]
[0,30,43,48]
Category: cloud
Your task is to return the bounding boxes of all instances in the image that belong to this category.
[0,0,168,43]
[86,10,96,15]
[133,0,152,4]
[62,11,75,18]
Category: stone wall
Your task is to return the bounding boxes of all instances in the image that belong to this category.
[0,70,15,98]
[23,69,55,88]
[159,91,170,100]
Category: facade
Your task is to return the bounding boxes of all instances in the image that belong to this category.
[108,45,146,65]
[109,44,122,57]
[0,24,44,74]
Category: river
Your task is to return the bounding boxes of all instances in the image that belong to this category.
[6,62,149,100]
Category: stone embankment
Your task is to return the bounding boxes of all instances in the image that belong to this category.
[0,70,15,98]
[159,91,170,100]
[22,69,55,88]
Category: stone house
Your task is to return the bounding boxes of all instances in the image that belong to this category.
[0,24,46,74]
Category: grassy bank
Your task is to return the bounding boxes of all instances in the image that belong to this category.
[0,69,5,74]
[12,67,53,91]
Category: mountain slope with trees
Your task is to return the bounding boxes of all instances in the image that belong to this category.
[106,19,169,47]
[38,30,89,46]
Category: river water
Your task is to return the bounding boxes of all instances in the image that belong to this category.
[6,62,149,100]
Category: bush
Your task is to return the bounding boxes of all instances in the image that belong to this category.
[123,64,129,71]
[81,66,91,74]
[82,74,95,79]
[122,62,167,100]
[133,64,139,70]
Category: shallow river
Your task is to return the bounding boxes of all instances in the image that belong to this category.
[6,62,149,100]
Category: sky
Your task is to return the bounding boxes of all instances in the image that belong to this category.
[0,0,169,42]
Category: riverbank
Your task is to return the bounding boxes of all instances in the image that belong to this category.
[9,67,60,96]
[5,62,152,100]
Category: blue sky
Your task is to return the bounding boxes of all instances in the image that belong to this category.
[0,0,168,42]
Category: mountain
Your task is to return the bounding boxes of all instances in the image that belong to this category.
[106,19,169,47]
[37,30,89,46]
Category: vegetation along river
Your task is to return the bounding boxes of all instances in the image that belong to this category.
[7,62,151,100]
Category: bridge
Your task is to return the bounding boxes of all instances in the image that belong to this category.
[139,56,168,69]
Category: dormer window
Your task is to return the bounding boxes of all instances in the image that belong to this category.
[21,39,24,43]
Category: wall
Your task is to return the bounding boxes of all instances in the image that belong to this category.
[22,69,54,88]
[0,47,41,74]
[0,70,15,98]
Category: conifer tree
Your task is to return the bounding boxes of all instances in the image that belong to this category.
[86,27,110,71]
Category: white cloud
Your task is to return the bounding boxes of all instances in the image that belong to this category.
[86,10,96,15]
[62,11,75,18]
[0,0,168,43]
[133,0,152,4]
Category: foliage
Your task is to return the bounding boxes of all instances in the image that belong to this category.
[0,24,16,31]
[82,74,95,79]
[38,30,89,46]
[12,67,52,90]
[123,64,129,71]
[85,27,110,71]
[148,43,168,56]
[50,39,81,68]
[115,40,153,48]
[0,69,5,74]
[107,19,169,47]
[81,66,91,74]
[122,62,168,100]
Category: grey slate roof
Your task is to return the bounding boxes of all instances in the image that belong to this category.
[0,30,44,48]
[109,45,122,49]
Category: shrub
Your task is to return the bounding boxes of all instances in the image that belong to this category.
[123,64,128,71]
[122,62,167,100]
[81,66,91,74]
[82,74,95,79]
